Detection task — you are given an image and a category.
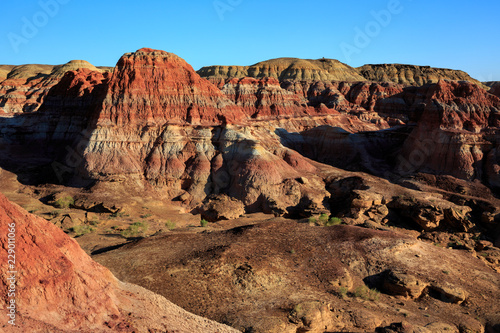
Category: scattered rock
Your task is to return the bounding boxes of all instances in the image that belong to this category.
[425,322,459,333]
[382,269,428,299]
[430,283,468,304]
[289,301,339,333]
[200,194,246,222]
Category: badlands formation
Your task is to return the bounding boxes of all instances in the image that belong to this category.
[1,48,500,332]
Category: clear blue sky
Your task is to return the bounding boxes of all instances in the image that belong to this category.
[1,0,499,81]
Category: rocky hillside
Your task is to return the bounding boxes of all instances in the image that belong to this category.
[357,63,485,87]
[198,57,367,82]
[485,81,500,98]
[0,65,15,80]
[0,192,238,332]
[95,217,500,333]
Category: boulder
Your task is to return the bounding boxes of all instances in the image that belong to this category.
[382,269,428,299]
[430,282,468,304]
[199,194,246,222]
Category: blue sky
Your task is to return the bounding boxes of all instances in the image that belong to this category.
[1,0,499,81]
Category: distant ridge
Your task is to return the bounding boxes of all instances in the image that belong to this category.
[198,57,367,82]
[357,63,485,88]
[199,58,484,88]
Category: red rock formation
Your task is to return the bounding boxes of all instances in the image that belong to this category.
[0,192,238,332]
[221,77,312,119]
[97,48,246,127]
[0,61,103,115]
[397,80,500,183]
[0,68,110,179]
[80,49,333,215]
[1,48,499,216]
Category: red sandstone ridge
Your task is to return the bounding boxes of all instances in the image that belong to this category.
[220,77,313,119]
[397,80,500,183]
[0,192,238,332]
[97,48,246,127]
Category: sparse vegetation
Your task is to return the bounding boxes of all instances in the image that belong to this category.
[165,220,176,230]
[319,213,329,224]
[448,241,463,248]
[325,217,342,226]
[354,285,380,301]
[121,221,149,238]
[308,217,317,224]
[200,219,209,227]
[110,211,129,218]
[141,213,152,219]
[69,225,95,237]
[54,196,74,209]
[89,219,100,226]
[289,249,296,254]
[338,286,348,299]
[442,270,450,275]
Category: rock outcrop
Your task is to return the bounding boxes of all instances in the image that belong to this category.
[0,192,238,332]
[96,48,246,127]
[357,63,485,87]
[198,57,367,82]
[396,80,500,189]
[81,48,331,215]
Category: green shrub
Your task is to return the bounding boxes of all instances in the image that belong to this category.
[121,221,149,238]
[319,213,329,223]
[70,225,95,237]
[165,220,176,230]
[141,213,152,219]
[200,219,209,227]
[308,217,317,224]
[325,217,342,226]
[54,196,74,209]
[338,286,348,299]
[354,285,380,301]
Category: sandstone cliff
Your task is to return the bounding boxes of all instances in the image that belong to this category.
[81,48,335,215]
[96,48,246,127]
[357,63,485,87]
[198,57,367,82]
[396,80,500,188]
[0,192,239,332]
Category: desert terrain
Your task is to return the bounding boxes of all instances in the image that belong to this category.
[1,48,499,332]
